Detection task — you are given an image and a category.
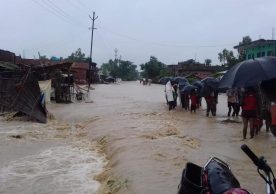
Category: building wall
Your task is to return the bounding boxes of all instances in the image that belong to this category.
[246,44,276,59]
[72,68,87,84]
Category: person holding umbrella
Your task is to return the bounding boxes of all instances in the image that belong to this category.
[241,88,258,139]
[165,81,175,111]
[190,89,197,113]
[226,89,238,117]
[205,90,218,117]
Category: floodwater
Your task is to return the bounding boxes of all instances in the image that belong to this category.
[1,81,276,194]
[0,116,106,194]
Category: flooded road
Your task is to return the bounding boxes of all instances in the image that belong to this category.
[50,81,276,194]
[1,81,276,194]
[0,117,106,194]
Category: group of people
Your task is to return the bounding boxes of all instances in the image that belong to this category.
[164,81,272,140]
[140,78,152,86]
[165,81,178,110]
[179,88,200,113]
[230,88,272,139]
[165,81,218,115]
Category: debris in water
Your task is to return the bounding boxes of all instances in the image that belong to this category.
[10,134,23,139]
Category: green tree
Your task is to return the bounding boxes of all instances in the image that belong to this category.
[118,60,138,80]
[218,36,252,69]
[205,59,212,66]
[140,56,166,80]
[239,36,252,45]
[238,36,252,61]
[101,59,138,80]
[101,62,110,76]
[101,59,119,77]
[218,49,238,68]
[66,48,88,62]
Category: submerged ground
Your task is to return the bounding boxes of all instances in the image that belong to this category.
[1,81,276,194]
[51,81,276,194]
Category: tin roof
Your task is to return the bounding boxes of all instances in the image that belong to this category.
[71,62,89,70]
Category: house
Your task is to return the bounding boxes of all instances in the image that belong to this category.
[71,62,89,84]
[0,49,17,63]
[234,39,276,60]
[167,59,223,79]
[70,62,98,84]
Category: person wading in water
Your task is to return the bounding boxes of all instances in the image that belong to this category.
[241,88,258,139]
[165,81,175,111]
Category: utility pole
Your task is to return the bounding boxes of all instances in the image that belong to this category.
[272,27,275,40]
[114,48,118,79]
[114,48,118,61]
[88,12,98,90]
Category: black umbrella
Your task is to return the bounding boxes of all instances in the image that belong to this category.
[219,57,276,89]
[180,85,197,93]
[193,81,203,89]
[201,77,219,90]
[159,77,173,85]
[178,80,189,90]
[172,77,188,83]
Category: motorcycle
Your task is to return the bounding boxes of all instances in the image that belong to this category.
[178,144,276,194]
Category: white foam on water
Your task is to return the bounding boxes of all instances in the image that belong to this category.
[0,142,106,194]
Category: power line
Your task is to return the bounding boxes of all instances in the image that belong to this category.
[67,0,90,14]
[31,0,72,24]
[32,0,85,28]
[45,0,86,27]
[41,0,74,23]
[42,0,68,18]
[96,29,114,56]
[98,25,236,48]
[41,0,85,28]
[76,0,91,12]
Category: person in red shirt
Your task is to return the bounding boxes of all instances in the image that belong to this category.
[190,90,197,113]
[241,88,258,139]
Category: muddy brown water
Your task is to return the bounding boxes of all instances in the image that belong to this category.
[1,81,276,194]
[49,81,276,194]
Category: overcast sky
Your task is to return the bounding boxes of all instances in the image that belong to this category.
[1,0,276,66]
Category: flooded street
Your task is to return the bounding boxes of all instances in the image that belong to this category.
[0,116,106,194]
[1,81,276,194]
[51,81,276,194]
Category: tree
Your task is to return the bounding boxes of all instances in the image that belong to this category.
[239,36,252,45]
[205,59,212,66]
[100,59,138,80]
[218,36,252,69]
[218,53,225,65]
[218,49,237,68]
[238,36,252,61]
[101,59,118,77]
[66,48,88,62]
[140,56,166,80]
[118,60,138,80]
[218,49,228,65]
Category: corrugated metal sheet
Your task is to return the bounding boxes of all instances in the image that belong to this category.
[71,62,89,70]
[0,70,47,123]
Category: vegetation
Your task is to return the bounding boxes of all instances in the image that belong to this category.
[140,56,168,80]
[101,59,138,81]
[218,36,252,68]
[205,59,212,66]
[65,48,89,62]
